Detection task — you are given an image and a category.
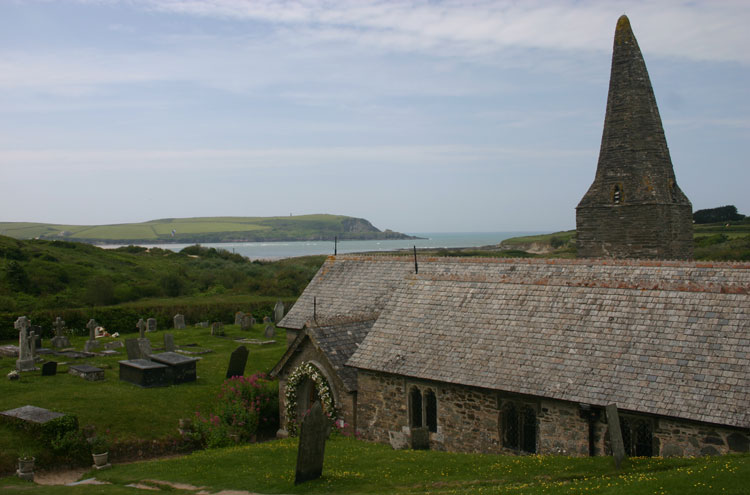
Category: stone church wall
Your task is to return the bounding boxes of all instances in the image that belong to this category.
[276,341,356,436]
[356,370,749,457]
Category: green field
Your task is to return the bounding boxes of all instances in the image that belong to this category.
[0,214,414,243]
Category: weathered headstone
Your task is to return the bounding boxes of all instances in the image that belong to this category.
[210,322,224,336]
[240,314,253,331]
[104,341,124,350]
[69,364,105,382]
[50,317,71,349]
[294,401,330,485]
[262,316,271,324]
[137,319,147,339]
[84,319,99,353]
[147,318,157,333]
[41,361,58,376]
[15,316,36,372]
[138,338,153,358]
[225,345,249,379]
[264,324,275,338]
[151,352,199,384]
[164,333,176,352]
[274,300,285,322]
[234,311,245,326]
[606,404,626,469]
[173,314,185,330]
[29,325,43,348]
[125,339,141,360]
[196,321,209,328]
[410,426,430,450]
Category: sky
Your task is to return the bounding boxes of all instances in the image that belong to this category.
[0,0,748,233]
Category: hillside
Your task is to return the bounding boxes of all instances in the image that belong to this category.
[498,219,750,260]
[0,214,417,244]
[0,235,325,313]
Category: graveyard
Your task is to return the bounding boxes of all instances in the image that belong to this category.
[0,316,286,474]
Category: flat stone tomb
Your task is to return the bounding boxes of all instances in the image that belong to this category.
[119,359,169,388]
[0,345,19,357]
[0,405,64,424]
[55,350,94,359]
[150,352,198,384]
[68,364,105,382]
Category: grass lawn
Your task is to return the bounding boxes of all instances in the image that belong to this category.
[0,438,748,494]
[0,323,288,472]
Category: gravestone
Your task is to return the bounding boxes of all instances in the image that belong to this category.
[137,338,153,358]
[68,364,105,382]
[84,319,99,353]
[29,325,43,348]
[211,322,224,336]
[262,316,271,324]
[234,311,245,326]
[294,401,330,485]
[274,300,285,322]
[225,345,249,379]
[104,341,123,350]
[0,345,19,358]
[147,318,157,333]
[50,317,71,349]
[0,405,64,425]
[137,319,147,339]
[164,333,176,352]
[410,426,430,450]
[15,316,36,372]
[606,404,626,469]
[196,321,209,328]
[173,314,185,330]
[264,325,275,338]
[240,314,253,331]
[125,339,141,360]
[119,359,169,387]
[41,361,58,376]
[151,352,199,384]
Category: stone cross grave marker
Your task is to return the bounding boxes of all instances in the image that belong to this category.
[234,311,245,326]
[274,300,285,322]
[225,345,249,379]
[84,319,99,352]
[51,316,71,349]
[15,316,36,371]
[137,319,147,339]
[41,361,58,376]
[173,314,186,330]
[294,401,330,485]
[164,333,176,352]
[240,314,253,330]
[606,404,626,469]
[264,324,275,338]
[125,339,141,360]
[147,318,157,332]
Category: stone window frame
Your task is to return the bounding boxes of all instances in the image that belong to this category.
[498,397,539,454]
[407,383,438,433]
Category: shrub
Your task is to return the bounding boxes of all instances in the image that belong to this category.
[194,373,278,448]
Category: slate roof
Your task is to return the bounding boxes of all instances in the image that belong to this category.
[336,256,750,428]
[279,255,750,331]
[271,317,375,392]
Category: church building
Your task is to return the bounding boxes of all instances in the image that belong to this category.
[271,16,750,457]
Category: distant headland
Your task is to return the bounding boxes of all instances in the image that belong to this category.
[0,215,421,244]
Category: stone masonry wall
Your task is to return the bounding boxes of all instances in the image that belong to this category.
[356,370,749,457]
[577,204,693,259]
[277,341,355,435]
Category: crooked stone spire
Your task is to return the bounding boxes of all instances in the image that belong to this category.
[576,15,693,259]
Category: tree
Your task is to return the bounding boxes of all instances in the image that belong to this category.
[693,205,745,224]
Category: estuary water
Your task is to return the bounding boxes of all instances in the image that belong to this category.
[102,232,542,261]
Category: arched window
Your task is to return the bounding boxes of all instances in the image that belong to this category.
[410,387,423,428]
[425,389,437,433]
[502,401,537,454]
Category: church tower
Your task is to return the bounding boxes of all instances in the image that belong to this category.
[576,16,693,259]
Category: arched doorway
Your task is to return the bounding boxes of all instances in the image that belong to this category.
[285,361,336,435]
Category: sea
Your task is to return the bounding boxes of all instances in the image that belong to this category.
[101,232,543,261]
